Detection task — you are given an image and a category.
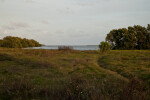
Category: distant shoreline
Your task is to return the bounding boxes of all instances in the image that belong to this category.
[26,45,99,50]
[44,45,99,46]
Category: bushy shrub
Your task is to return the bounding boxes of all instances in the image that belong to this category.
[99,41,110,53]
[58,46,73,51]
[0,36,42,48]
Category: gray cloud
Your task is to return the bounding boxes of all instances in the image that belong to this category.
[25,0,34,3]
[1,25,15,30]
[76,2,96,7]
[0,0,4,3]
[66,28,88,37]
[1,30,8,34]
[55,30,64,34]
[26,29,49,34]
[0,0,35,3]
[56,8,74,14]
[41,20,49,24]
[0,0,150,45]
[10,22,30,28]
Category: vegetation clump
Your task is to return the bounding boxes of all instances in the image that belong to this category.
[99,41,110,53]
[58,46,73,51]
[0,36,41,48]
[106,24,150,50]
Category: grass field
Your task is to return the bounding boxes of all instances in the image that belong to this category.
[0,48,150,100]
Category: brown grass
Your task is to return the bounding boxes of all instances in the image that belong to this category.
[0,48,150,100]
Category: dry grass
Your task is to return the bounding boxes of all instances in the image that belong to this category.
[98,50,150,85]
[0,48,150,100]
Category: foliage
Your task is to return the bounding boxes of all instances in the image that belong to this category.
[106,24,150,50]
[99,41,110,53]
[0,36,41,48]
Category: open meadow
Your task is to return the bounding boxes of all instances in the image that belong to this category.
[0,48,150,100]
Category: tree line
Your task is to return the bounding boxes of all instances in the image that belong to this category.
[106,24,150,50]
[0,36,42,48]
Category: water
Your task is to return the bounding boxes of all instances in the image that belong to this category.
[27,45,99,50]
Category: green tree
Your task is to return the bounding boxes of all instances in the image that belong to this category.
[30,39,41,47]
[21,38,29,48]
[0,40,3,47]
[0,36,41,48]
[2,36,22,48]
[146,24,150,49]
[99,41,110,53]
[106,28,129,49]
[133,25,148,49]
[106,24,150,50]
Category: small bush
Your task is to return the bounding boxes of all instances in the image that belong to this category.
[58,46,73,51]
[99,41,110,53]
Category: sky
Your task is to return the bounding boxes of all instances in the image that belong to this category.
[0,0,150,45]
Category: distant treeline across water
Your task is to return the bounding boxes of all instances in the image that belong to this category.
[27,45,99,50]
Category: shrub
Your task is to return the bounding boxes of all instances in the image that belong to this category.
[99,41,110,53]
[58,46,73,51]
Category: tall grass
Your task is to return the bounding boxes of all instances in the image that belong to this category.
[0,48,150,100]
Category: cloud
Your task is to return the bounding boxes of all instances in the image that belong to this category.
[0,25,15,35]
[1,25,15,30]
[55,30,64,34]
[2,30,8,34]
[76,2,96,7]
[56,8,74,14]
[0,0,5,3]
[54,30,65,37]
[25,0,34,3]
[41,20,49,24]
[10,21,30,28]
[66,28,88,37]
[0,0,149,45]
[0,22,29,35]
[26,29,49,34]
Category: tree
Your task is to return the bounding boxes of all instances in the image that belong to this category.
[99,41,110,53]
[106,24,150,50]
[146,24,150,49]
[133,25,148,49]
[0,40,3,47]
[21,38,29,48]
[0,36,42,48]
[1,36,22,48]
